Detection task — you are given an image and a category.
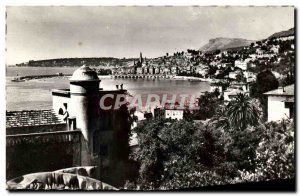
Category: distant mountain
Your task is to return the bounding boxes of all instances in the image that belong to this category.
[199,37,254,52]
[268,27,294,39]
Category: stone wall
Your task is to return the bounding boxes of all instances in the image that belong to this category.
[6,130,82,180]
[6,123,67,135]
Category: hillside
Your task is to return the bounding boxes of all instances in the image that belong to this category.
[199,37,254,52]
[268,27,294,39]
[16,57,138,67]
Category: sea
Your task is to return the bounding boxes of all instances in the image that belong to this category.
[6,67,210,111]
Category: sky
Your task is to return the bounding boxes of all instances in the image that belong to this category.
[6,6,294,65]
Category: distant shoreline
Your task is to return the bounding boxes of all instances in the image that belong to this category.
[7,66,214,82]
[8,74,213,82]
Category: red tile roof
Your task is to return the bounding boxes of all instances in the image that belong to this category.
[6,110,64,128]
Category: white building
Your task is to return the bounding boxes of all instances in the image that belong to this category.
[155,67,160,74]
[197,68,208,76]
[270,45,280,54]
[256,48,264,55]
[215,70,222,75]
[143,67,148,74]
[163,67,171,74]
[279,35,294,41]
[228,72,237,79]
[171,66,178,75]
[264,84,294,122]
[165,109,184,120]
[234,60,248,71]
[243,71,256,82]
[136,67,143,74]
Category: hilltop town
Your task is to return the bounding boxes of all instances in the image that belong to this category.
[16,28,294,82]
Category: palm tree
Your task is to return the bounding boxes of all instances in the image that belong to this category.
[211,105,231,133]
[227,93,261,131]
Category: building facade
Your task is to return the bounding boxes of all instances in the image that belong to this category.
[264,84,294,122]
[234,60,248,71]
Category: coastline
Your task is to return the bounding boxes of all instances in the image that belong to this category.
[9,73,213,82]
[8,66,214,82]
[172,76,212,82]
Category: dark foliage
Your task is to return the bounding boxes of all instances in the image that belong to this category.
[250,70,279,120]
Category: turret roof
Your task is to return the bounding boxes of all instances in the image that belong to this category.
[70,65,100,82]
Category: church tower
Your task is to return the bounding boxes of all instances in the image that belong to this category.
[139,52,143,64]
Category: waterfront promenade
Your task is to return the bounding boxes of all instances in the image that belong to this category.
[13,73,214,82]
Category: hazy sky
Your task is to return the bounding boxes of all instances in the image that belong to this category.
[6,6,294,64]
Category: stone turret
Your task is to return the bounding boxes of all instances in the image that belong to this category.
[69,65,101,165]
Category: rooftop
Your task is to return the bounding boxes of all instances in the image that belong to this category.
[6,109,64,128]
[264,84,294,96]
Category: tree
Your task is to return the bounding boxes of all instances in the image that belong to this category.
[129,119,235,189]
[233,119,295,182]
[127,109,294,189]
[194,91,220,120]
[211,105,231,132]
[250,70,279,120]
[256,41,262,46]
[183,107,193,121]
[253,119,295,180]
[281,73,295,86]
[131,119,170,189]
[235,72,245,82]
[215,50,221,55]
[251,70,279,97]
[207,65,217,76]
[227,93,261,131]
[211,96,263,171]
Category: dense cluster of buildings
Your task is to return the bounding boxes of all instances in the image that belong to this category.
[111,52,198,76]
[128,32,295,122]
[112,33,294,81]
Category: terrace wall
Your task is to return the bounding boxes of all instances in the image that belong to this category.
[6,130,82,180]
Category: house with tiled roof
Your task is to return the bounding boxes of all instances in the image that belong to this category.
[6,109,66,135]
[264,84,294,121]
